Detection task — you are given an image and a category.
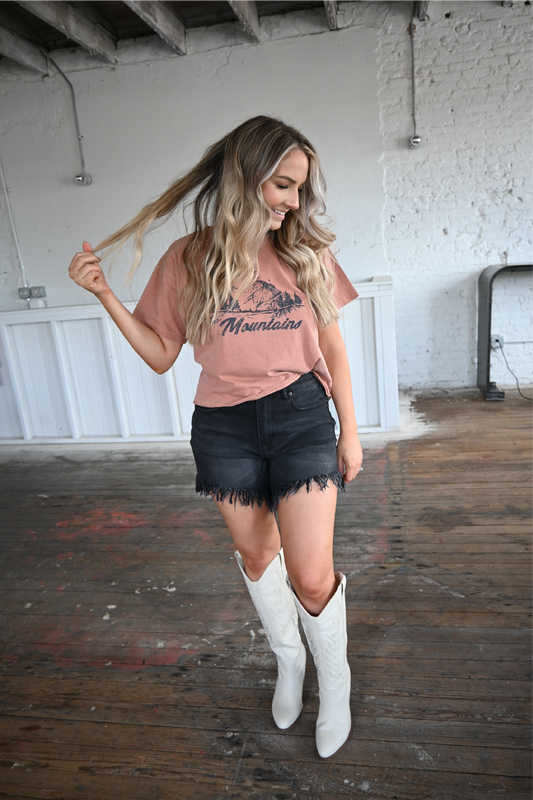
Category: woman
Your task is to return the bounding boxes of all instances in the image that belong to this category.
[69,115,363,759]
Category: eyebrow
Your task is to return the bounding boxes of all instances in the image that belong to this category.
[275,174,305,186]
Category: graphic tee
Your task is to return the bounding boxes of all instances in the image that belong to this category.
[132,234,358,407]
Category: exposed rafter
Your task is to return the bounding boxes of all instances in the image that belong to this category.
[70,3,118,39]
[123,1,186,55]
[227,1,260,43]
[0,25,48,75]
[418,1,430,21]
[15,1,116,63]
[324,1,338,31]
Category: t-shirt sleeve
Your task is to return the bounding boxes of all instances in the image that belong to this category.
[324,250,359,308]
[132,244,188,344]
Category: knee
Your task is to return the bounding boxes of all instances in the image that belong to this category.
[238,548,279,581]
[289,570,336,614]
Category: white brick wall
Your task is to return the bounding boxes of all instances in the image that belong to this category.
[375,0,532,389]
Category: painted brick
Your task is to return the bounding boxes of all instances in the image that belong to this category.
[376,0,532,390]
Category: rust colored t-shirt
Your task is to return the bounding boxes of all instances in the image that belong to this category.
[132,234,358,407]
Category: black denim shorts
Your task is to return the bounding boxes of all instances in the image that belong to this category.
[190,373,344,512]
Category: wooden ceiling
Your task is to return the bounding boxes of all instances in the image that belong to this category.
[0,0,341,74]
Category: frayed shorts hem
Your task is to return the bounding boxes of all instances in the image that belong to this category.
[195,470,345,513]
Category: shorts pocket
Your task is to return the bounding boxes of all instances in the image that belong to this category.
[287,376,329,411]
[194,404,221,414]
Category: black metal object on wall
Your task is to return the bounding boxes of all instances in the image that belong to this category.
[477,264,532,401]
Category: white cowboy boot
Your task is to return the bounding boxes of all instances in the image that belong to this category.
[291,573,351,758]
[235,549,306,730]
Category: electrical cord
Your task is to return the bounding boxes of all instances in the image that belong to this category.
[410,3,418,140]
[39,52,91,184]
[493,342,533,401]
[3,8,91,183]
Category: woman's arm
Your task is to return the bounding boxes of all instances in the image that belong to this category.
[68,242,182,374]
[318,320,363,482]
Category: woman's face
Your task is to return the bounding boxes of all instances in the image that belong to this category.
[261,149,309,230]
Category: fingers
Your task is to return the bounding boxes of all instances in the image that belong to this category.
[337,439,363,484]
[76,263,103,283]
[68,243,107,295]
[69,250,100,271]
[342,462,359,483]
[68,244,101,280]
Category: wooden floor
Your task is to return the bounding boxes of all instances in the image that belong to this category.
[0,392,531,800]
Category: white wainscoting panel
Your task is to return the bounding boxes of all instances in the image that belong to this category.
[59,318,120,437]
[0,279,399,444]
[8,321,71,438]
[107,320,174,437]
[0,330,23,439]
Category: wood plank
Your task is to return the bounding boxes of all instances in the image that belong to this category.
[227,0,260,42]
[418,1,430,21]
[0,26,48,75]
[2,672,530,724]
[0,719,530,776]
[0,767,529,800]
[15,0,116,63]
[122,1,186,54]
[324,0,338,30]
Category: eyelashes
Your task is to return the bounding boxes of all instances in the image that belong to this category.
[276,185,304,192]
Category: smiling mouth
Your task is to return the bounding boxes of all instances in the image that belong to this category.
[272,209,286,218]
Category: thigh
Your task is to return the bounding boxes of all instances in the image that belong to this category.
[277,482,338,611]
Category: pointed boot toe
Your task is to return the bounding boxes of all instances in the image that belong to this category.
[271,643,306,729]
[315,698,352,758]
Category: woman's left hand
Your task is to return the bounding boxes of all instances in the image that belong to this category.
[337,431,363,483]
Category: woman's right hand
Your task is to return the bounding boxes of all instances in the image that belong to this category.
[68,241,110,298]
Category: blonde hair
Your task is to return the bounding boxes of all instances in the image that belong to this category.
[96,116,339,344]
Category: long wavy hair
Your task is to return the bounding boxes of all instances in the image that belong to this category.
[96,115,339,344]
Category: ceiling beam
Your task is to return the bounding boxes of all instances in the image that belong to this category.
[69,1,118,39]
[0,4,46,45]
[0,25,48,75]
[227,1,260,43]
[418,1,430,21]
[123,1,186,55]
[324,1,338,30]
[15,1,116,63]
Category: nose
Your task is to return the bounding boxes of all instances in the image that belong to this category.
[286,187,300,210]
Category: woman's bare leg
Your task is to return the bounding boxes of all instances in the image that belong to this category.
[216,498,306,730]
[215,500,281,581]
[278,483,351,757]
[276,483,338,615]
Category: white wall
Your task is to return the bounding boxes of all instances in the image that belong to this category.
[0,8,386,310]
[0,1,531,391]
[375,0,532,388]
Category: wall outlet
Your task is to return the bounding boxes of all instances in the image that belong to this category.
[490,334,504,349]
[18,286,46,300]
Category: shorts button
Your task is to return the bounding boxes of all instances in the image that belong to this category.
[288,391,293,396]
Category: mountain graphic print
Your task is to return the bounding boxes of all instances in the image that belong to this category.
[216,280,304,337]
